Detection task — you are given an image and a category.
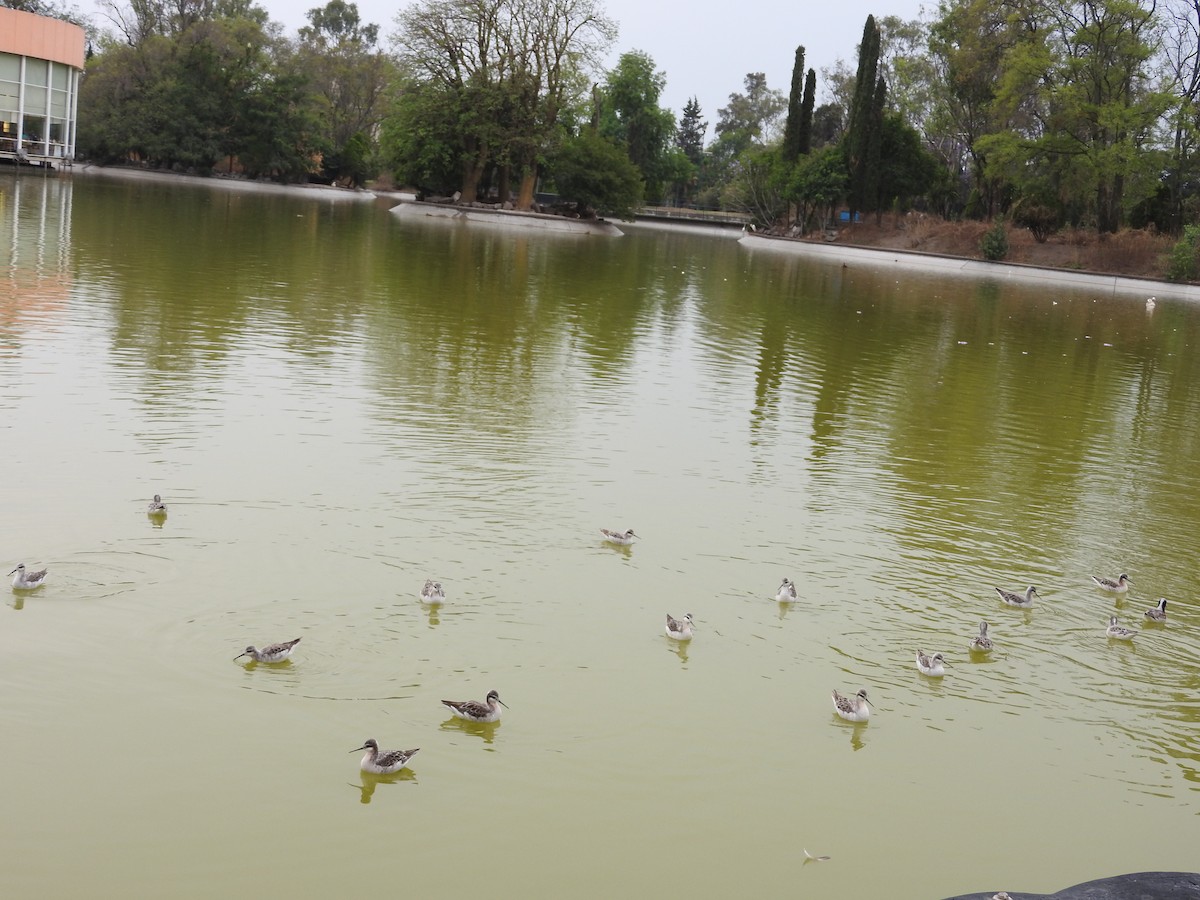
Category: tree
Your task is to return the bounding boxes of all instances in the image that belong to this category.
[981,0,1169,233]
[876,112,942,212]
[845,15,885,218]
[676,97,706,165]
[79,6,316,176]
[721,145,789,227]
[546,129,643,218]
[798,68,816,155]
[781,45,806,163]
[715,72,786,155]
[788,144,848,230]
[1157,0,1200,231]
[392,0,616,208]
[296,1,392,186]
[600,50,677,202]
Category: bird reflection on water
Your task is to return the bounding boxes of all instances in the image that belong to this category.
[354,768,417,805]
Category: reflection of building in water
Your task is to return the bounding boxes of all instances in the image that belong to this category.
[0,8,85,169]
[0,175,73,322]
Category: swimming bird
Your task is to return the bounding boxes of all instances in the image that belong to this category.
[147,494,167,514]
[969,621,994,653]
[1144,598,1168,622]
[420,580,445,605]
[600,528,636,545]
[442,689,506,723]
[234,637,301,663]
[831,688,871,722]
[775,577,797,603]
[1106,615,1136,641]
[9,564,48,590]
[995,585,1038,608]
[665,612,694,640]
[351,739,419,775]
[1091,573,1131,593]
[916,649,946,677]
[1146,296,1156,312]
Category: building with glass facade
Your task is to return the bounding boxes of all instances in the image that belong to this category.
[0,8,85,168]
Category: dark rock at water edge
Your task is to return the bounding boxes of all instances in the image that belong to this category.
[943,871,1200,900]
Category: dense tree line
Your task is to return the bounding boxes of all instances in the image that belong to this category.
[28,0,1200,234]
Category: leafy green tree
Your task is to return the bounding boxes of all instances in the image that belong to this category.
[788,144,848,230]
[721,145,790,226]
[379,73,462,192]
[296,1,392,186]
[392,0,615,208]
[600,50,677,202]
[79,3,319,178]
[810,102,844,148]
[715,72,786,155]
[546,129,643,219]
[876,112,942,212]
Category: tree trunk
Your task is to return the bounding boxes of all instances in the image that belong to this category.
[460,137,488,203]
[516,170,537,210]
[497,164,511,205]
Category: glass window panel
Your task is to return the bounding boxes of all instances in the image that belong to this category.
[50,89,67,117]
[22,116,45,142]
[25,85,47,112]
[51,64,68,91]
[0,83,18,108]
[0,54,19,81]
[25,59,49,87]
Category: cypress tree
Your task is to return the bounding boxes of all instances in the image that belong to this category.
[781,45,806,163]
[847,15,881,218]
[798,68,816,155]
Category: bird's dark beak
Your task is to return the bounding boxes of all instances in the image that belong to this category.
[233,652,247,661]
[350,745,368,753]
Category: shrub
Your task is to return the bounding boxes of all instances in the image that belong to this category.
[981,218,1009,261]
[1167,224,1200,282]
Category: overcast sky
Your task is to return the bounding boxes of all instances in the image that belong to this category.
[86,0,931,138]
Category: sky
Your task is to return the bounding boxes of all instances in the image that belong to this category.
[84,0,931,136]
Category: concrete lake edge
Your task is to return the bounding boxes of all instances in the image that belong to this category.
[49,165,1200,297]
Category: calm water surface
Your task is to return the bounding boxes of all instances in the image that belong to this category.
[2,171,1199,898]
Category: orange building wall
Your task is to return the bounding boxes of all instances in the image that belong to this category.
[0,8,86,70]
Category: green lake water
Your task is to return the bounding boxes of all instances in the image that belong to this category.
[1,170,1198,898]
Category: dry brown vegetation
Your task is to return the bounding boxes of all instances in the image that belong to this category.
[822,214,1174,281]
